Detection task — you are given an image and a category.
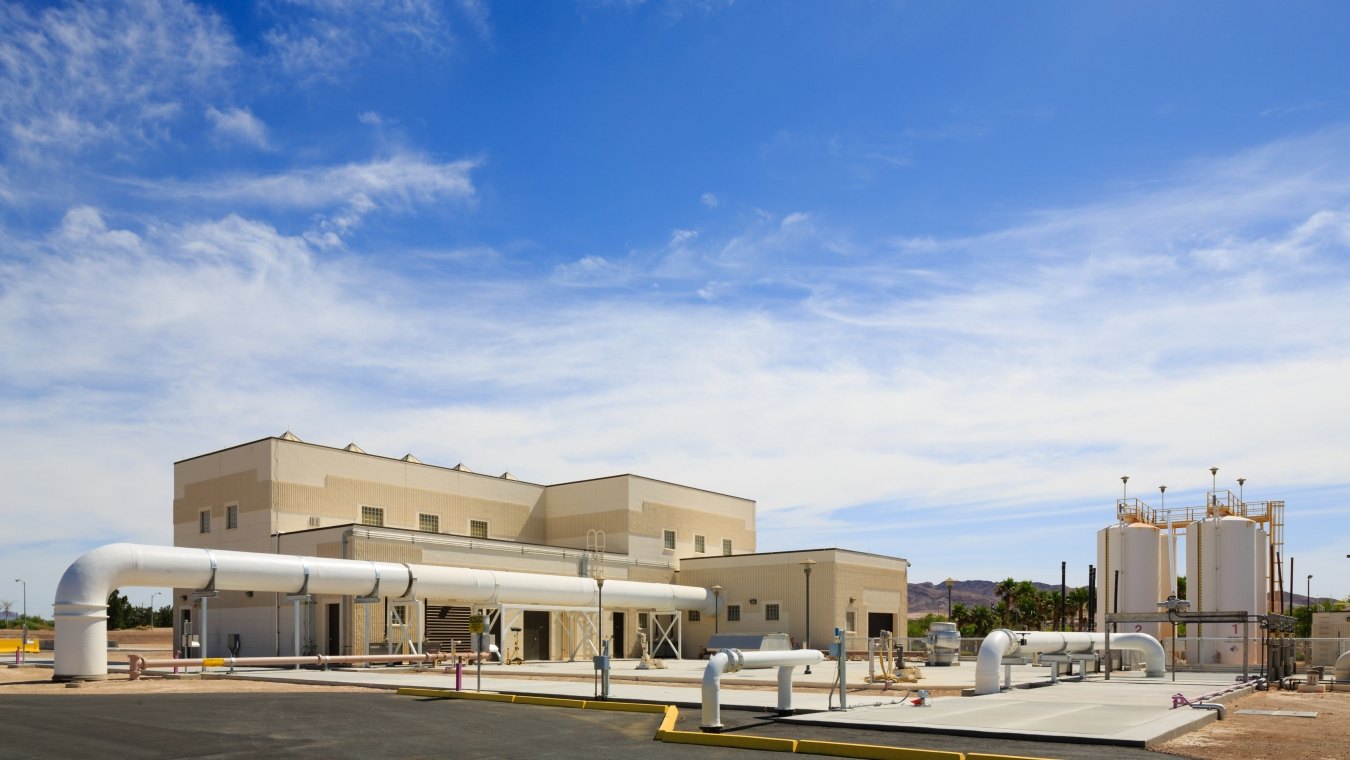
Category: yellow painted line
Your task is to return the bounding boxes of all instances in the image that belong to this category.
[201,658,227,667]
[396,687,517,703]
[582,700,669,714]
[796,739,965,760]
[662,730,798,753]
[515,695,588,709]
[654,705,679,739]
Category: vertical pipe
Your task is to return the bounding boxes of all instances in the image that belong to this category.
[1059,562,1066,631]
[1087,565,1096,632]
[201,597,209,673]
[293,600,302,667]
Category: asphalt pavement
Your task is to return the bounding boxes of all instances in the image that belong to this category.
[0,690,1167,760]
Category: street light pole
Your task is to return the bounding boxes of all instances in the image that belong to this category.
[14,578,26,663]
[1307,574,1313,610]
[800,558,816,675]
[150,592,162,627]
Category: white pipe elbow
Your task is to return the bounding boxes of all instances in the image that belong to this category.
[974,629,1016,695]
[1107,632,1166,677]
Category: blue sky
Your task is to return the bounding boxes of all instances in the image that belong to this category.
[3,0,1349,615]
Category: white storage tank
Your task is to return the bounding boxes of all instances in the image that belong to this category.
[1095,523,1172,639]
[1185,516,1268,666]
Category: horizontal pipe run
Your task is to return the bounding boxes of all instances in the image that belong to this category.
[974,629,1166,695]
[56,542,718,681]
[126,652,455,679]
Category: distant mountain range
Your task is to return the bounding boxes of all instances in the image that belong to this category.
[908,580,1061,615]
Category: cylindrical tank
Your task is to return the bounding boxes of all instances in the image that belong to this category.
[1185,516,1268,666]
[1095,523,1172,639]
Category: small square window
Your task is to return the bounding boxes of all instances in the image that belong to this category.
[419,514,439,533]
[226,505,238,530]
[470,519,488,539]
[663,529,676,550]
[845,610,857,633]
[722,538,733,556]
[726,604,741,622]
[694,534,706,553]
[199,510,211,534]
[765,603,780,621]
[688,610,701,622]
[360,506,384,527]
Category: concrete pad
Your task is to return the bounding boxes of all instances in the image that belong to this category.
[778,672,1246,747]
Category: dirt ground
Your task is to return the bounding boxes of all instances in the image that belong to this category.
[5,627,1345,759]
[1154,687,1348,760]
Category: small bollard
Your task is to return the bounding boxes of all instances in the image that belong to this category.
[455,659,463,691]
[173,650,180,674]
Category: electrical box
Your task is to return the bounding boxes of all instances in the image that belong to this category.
[592,655,610,670]
[828,642,844,658]
[472,633,495,653]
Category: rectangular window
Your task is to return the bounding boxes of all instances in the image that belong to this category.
[419,513,439,533]
[199,509,211,534]
[360,505,384,527]
[726,605,741,622]
[845,610,857,633]
[469,519,488,539]
[663,529,676,550]
[694,534,705,553]
[226,504,238,530]
[765,603,780,622]
[688,610,701,622]
[722,538,733,556]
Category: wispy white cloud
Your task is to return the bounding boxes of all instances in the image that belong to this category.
[263,0,459,82]
[205,106,269,149]
[0,0,237,160]
[700,192,720,208]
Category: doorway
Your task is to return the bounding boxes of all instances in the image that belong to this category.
[523,610,550,661]
[868,612,896,638]
[612,612,625,658]
[327,603,341,655]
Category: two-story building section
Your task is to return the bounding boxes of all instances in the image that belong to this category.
[172,432,906,661]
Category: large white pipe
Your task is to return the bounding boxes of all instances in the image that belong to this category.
[1336,650,1350,683]
[55,542,716,681]
[700,648,824,732]
[973,629,1165,695]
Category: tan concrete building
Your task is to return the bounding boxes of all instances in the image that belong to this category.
[172,433,907,661]
[679,549,909,657]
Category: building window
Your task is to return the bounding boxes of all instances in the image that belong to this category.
[199,510,211,534]
[845,610,857,633]
[663,529,676,550]
[688,610,701,622]
[722,538,733,556]
[470,519,488,539]
[694,534,706,553]
[765,603,780,622]
[226,505,238,530]
[419,514,439,533]
[360,506,384,527]
[726,605,741,622]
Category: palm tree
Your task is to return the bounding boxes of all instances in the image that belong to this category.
[968,605,999,637]
[995,578,1017,626]
[1066,587,1091,631]
[950,603,970,634]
